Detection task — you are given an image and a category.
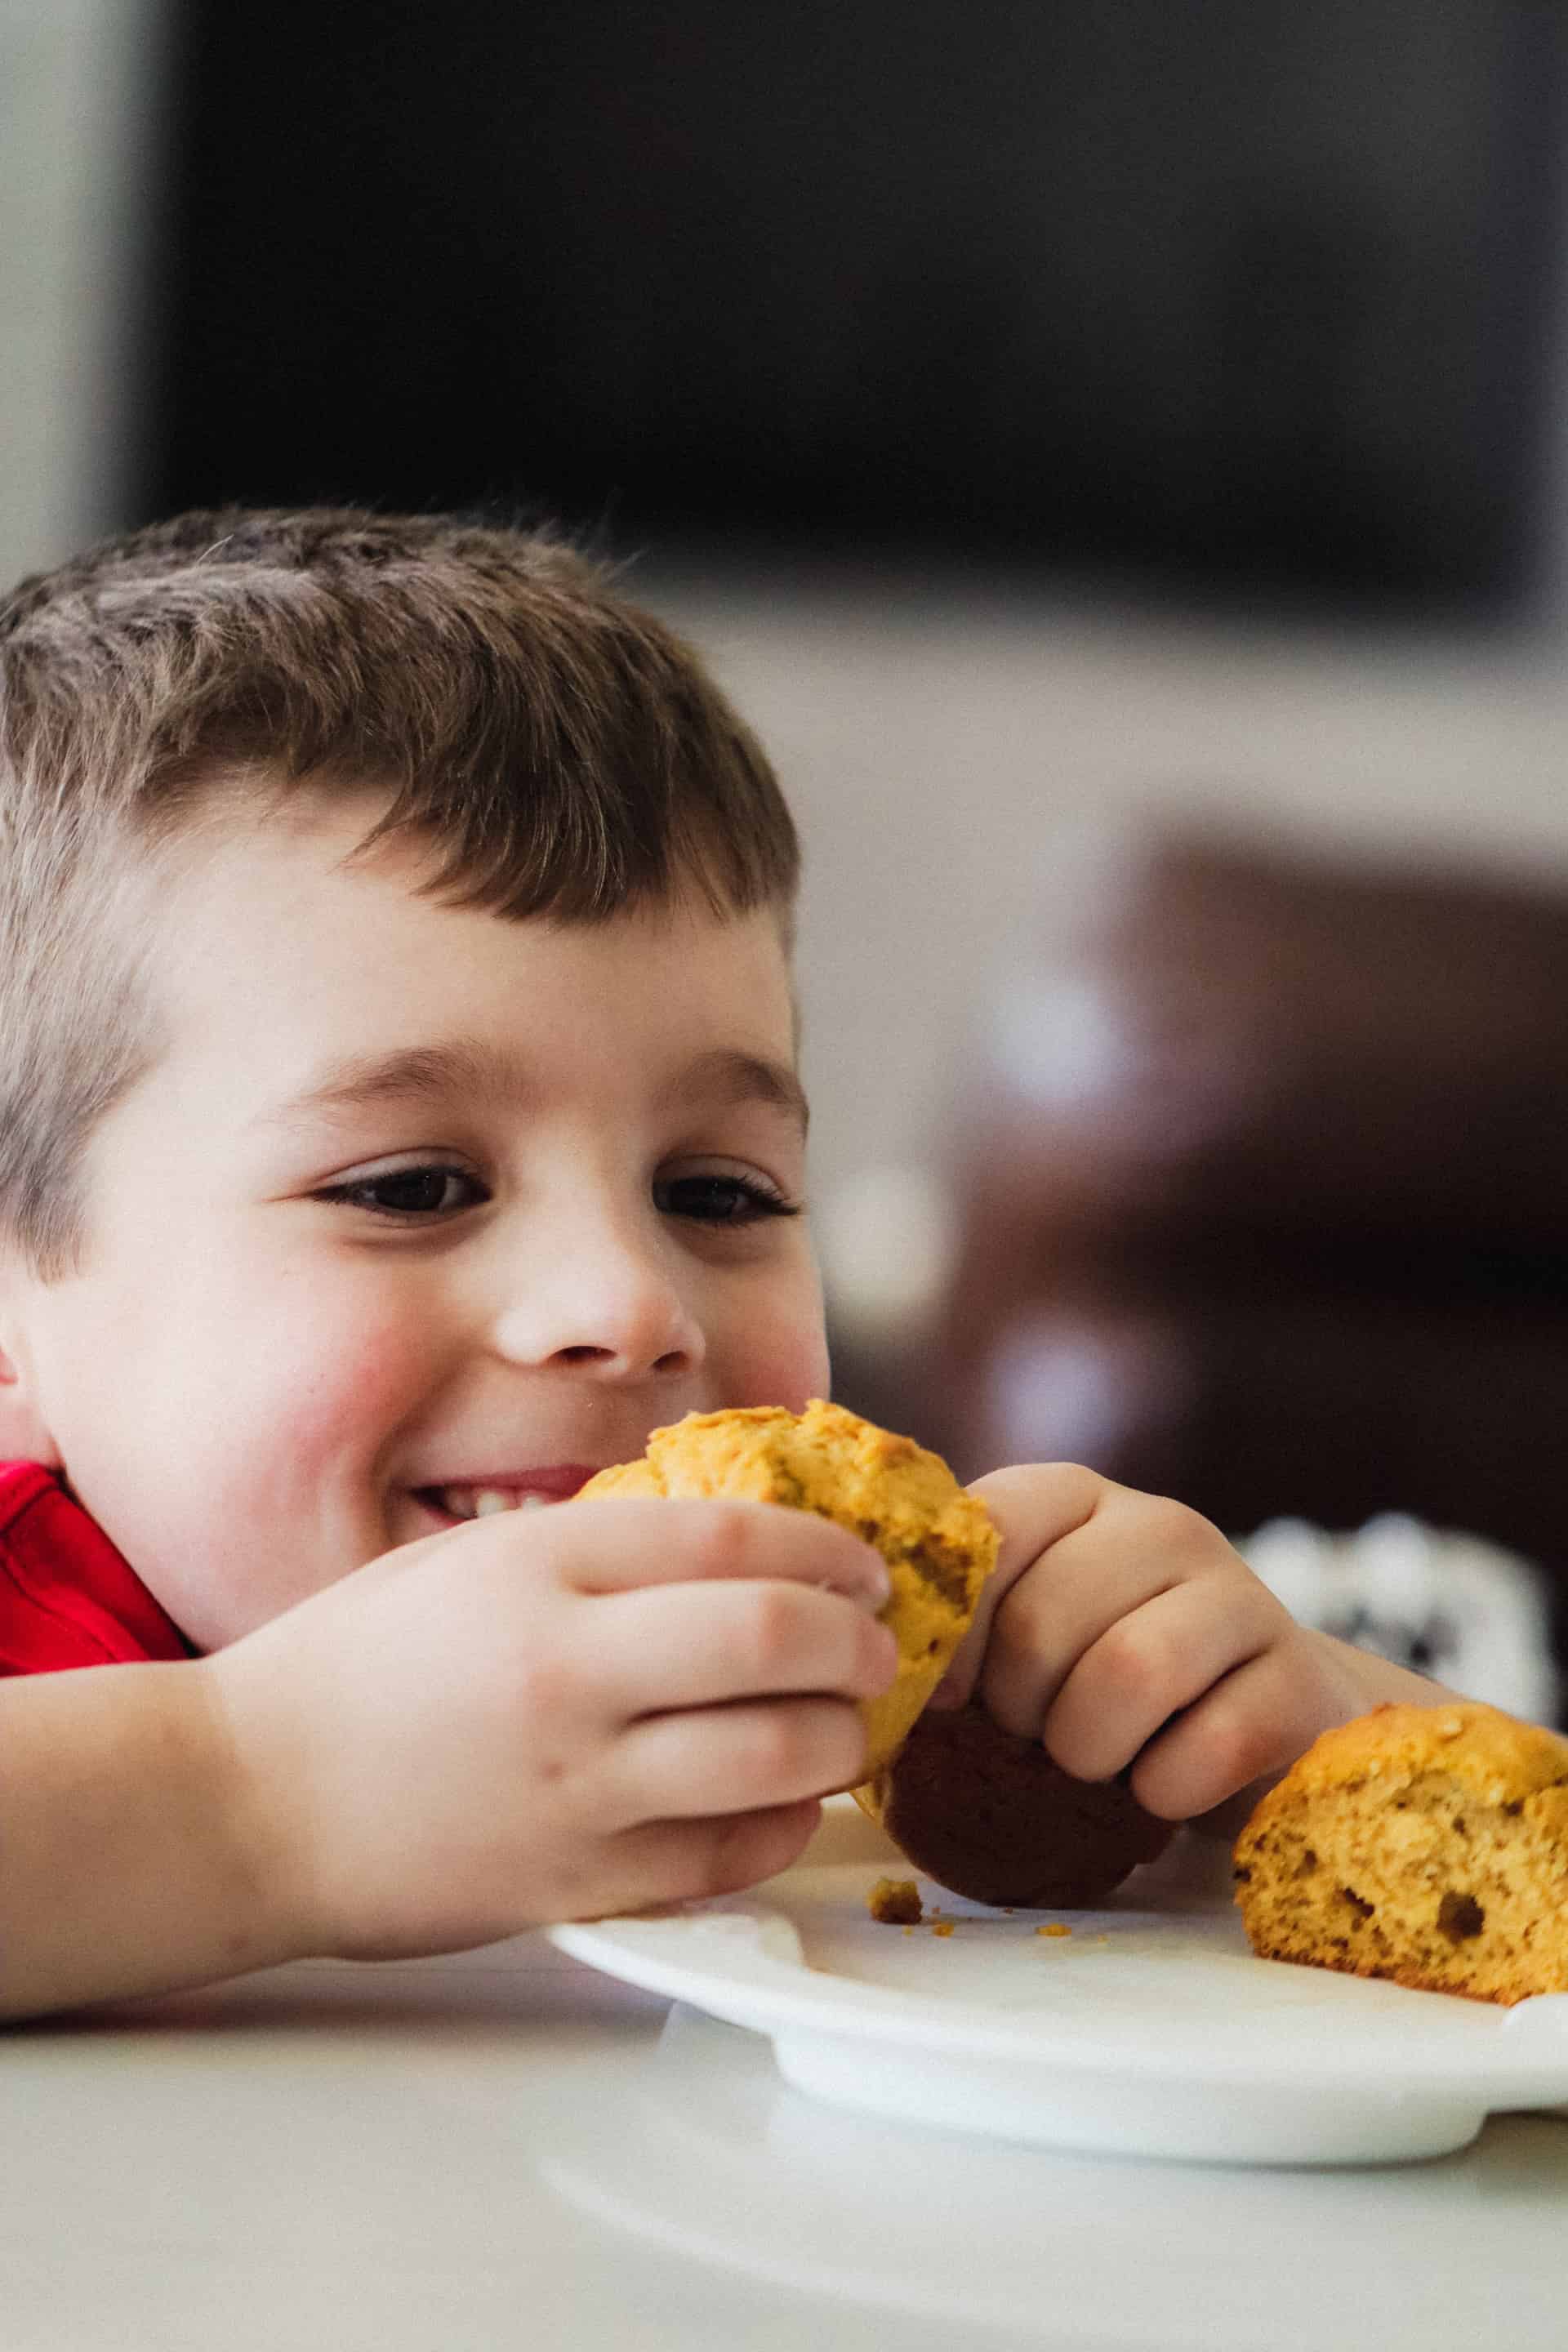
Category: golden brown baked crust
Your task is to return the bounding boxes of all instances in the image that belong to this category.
[867,1876,923,1925]
[580,1400,996,1777]
[855,1700,1174,1907]
[1234,1700,1568,2004]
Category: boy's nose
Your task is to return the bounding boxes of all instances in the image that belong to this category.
[486,1223,706,1383]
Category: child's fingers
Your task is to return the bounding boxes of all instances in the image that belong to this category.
[942,1472,1231,1722]
[929,1464,1107,1708]
[605,1695,871,1824]
[1036,1574,1290,1780]
[545,1494,890,1607]
[589,1578,898,1718]
[1123,1638,1344,1820]
[565,1801,825,1920]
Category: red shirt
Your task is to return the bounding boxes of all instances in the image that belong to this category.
[0,1461,193,1675]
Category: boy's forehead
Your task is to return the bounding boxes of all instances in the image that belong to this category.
[152,777,794,954]
[144,793,803,1098]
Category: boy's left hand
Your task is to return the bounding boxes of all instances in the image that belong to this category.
[930,1465,1452,1823]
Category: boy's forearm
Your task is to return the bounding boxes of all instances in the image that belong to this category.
[0,1660,307,2020]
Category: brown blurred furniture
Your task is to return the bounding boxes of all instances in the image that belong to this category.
[866,826,1568,1702]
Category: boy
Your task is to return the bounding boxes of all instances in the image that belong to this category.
[0,509,1447,2019]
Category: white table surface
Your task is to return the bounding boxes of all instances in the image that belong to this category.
[9,1845,1568,2352]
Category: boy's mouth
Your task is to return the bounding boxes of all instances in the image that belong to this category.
[418,1467,599,1524]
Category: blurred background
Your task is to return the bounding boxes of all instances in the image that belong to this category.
[9,0,1568,1709]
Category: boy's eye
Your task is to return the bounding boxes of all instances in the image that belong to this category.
[317,1165,486,1218]
[655,1174,800,1225]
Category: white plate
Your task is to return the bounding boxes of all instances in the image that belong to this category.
[550,1797,1568,2166]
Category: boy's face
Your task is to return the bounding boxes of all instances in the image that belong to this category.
[2,789,828,1649]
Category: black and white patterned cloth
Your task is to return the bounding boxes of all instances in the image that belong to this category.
[1237,1514,1561,1729]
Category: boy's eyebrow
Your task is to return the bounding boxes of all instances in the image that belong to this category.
[670,1048,809,1134]
[254,1042,808,1133]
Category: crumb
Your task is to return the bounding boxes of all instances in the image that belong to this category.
[869,1875,923,1926]
[902,1925,914,1936]
[931,1920,956,1937]
[1035,1922,1071,1939]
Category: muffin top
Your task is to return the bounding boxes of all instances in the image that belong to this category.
[581,1399,996,1775]
[1252,1700,1568,1815]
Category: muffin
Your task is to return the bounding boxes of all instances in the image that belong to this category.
[854,1699,1174,1907]
[1234,1699,1568,2003]
[580,1399,996,1775]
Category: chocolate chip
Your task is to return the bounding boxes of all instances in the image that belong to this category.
[1437,1891,1486,1943]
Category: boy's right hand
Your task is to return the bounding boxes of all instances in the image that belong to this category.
[210,1497,897,1964]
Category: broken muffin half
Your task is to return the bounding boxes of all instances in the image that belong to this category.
[1234,1699,1568,2004]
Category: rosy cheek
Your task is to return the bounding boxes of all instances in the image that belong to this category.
[722,1309,831,1416]
[268,1316,435,1468]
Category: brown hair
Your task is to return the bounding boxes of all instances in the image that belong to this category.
[0,506,799,1276]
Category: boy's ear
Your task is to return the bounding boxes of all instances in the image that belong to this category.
[0,1272,62,1468]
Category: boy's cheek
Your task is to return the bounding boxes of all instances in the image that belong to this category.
[264,1316,438,1475]
[724,1255,831,1412]
[189,1305,436,1548]
[722,1312,830,1418]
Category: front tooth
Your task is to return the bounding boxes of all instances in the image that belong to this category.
[442,1486,478,1521]
[474,1488,515,1517]
[519,1494,546,1512]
